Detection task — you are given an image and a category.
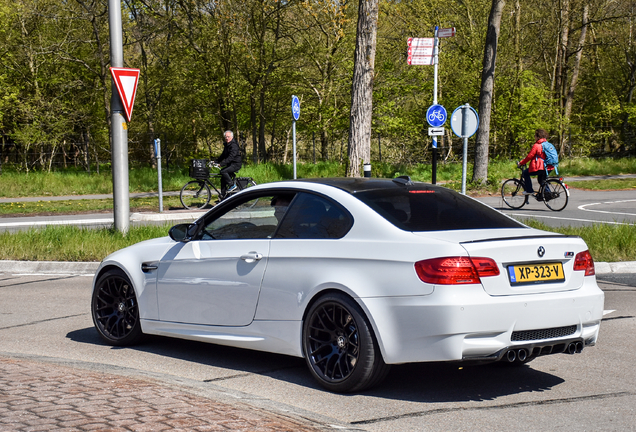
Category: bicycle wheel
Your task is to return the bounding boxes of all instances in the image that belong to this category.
[542,179,568,211]
[180,180,211,209]
[501,179,528,209]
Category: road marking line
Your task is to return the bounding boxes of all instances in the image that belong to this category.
[578,199,636,216]
[506,213,634,226]
[0,218,114,228]
[12,273,94,277]
[603,310,616,316]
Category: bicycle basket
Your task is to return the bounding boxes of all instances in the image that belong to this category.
[237,177,251,189]
[189,159,209,179]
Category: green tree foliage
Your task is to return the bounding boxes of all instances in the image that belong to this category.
[0,0,634,172]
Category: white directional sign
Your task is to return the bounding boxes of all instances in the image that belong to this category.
[408,56,434,65]
[438,27,456,38]
[110,67,140,122]
[407,47,433,56]
[407,37,434,47]
[407,38,434,66]
[428,127,445,136]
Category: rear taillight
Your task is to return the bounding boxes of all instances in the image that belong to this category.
[573,250,595,276]
[414,257,500,285]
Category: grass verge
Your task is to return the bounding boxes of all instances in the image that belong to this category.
[523,220,636,263]
[0,196,185,216]
[566,178,636,190]
[2,157,635,200]
[0,225,172,262]
[0,221,634,263]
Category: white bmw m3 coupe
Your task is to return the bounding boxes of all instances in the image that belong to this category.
[91,177,604,392]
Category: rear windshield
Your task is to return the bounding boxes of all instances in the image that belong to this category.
[355,186,524,231]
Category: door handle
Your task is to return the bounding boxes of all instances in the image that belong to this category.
[240,252,263,263]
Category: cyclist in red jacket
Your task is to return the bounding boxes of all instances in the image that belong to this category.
[517,129,554,195]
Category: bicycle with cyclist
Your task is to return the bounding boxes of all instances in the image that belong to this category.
[517,129,552,196]
[501,129,569,211]
[216,130,243,196]
[180,130,256,209]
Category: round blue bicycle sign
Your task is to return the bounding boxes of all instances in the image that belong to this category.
[292,95,300,121]
[426,104,447,127]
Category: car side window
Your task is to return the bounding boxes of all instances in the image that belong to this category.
[200,194,293,240]
[274,192,352,239]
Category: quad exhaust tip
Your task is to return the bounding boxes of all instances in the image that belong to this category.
[505,348,528,363]
[568,342,584,354]
[505,342,583,362]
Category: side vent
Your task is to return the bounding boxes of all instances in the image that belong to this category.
[141,262,159,273]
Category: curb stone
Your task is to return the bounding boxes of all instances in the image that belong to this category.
[0,260,100,275]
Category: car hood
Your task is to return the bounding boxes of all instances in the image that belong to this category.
[103,235,176,264]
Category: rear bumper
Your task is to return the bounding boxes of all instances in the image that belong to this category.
[360,277,604,365]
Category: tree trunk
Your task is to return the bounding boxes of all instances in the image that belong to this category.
[347,0,379,178]
[563,3,589,154]
[250,96,259,163]
[472,0,505,184]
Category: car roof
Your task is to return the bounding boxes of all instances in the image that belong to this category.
[294,176,441,194]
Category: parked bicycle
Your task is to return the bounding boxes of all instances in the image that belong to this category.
[180,159,256,209]
[501,166,569,211]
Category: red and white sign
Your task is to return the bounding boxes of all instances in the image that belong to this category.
[407,37,434,47]
[408,56,434,66]
[408,47,433,56]
[438,27,456,38]
[407,38,434,66]
[110,67,140,122]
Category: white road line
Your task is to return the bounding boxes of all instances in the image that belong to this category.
[505,213,634,226]
[12,273,94,277]
[0,218,114,228]
[578,199,636,216]
[603,310,616,316]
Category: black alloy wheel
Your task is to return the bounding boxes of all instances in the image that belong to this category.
[91,268,143,346]
[302,293,389,392]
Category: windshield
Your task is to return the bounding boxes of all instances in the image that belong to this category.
[355,186,524,231]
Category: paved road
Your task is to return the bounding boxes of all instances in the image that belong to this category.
[480,187,636,228]
[1,270,635,431]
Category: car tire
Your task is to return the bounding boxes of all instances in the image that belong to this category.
[302,293,390,392]
[91,268,143,346]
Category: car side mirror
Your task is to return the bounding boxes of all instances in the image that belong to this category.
[169,223,197,242]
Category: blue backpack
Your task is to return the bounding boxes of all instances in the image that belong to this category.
[540,141,559,174]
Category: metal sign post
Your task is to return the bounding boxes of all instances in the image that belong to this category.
[154,139,163,213]
[450,104,479,195]
[108,0,129,234]
[432,26,440,184]
[292,95,300,179]
[410,27,454,185]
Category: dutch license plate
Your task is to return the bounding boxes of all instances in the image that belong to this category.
[508,262,565,284]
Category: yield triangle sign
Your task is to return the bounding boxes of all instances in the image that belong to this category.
[110,67,140,122]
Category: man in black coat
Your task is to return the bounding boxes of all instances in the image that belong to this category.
[215,130,242,197]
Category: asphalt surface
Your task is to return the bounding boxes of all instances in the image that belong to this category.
[1,175,635,431]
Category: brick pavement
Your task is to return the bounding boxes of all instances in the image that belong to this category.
[0,357,321,432]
